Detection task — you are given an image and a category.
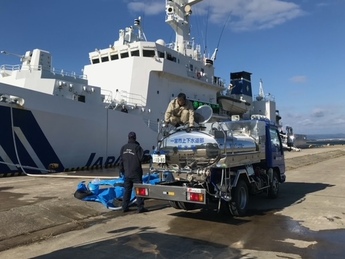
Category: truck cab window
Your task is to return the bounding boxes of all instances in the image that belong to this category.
[270,128,282,153]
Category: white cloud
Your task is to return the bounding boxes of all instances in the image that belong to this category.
[316,2,329,8]
[126,0,164,15]
[282,105,345,134]
[290,75,308,83]
[204,0,306,31]
[311,109,324,118]
[124,0,306,31]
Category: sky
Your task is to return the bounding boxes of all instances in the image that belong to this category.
[1,0,344,135]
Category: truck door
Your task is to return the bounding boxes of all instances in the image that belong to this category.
[267,126,285,172]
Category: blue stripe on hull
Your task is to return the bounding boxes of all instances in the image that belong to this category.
[0,105,64,174]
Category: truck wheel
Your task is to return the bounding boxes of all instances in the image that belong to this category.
[169,201,181,209]
[268,172,279,199]
[178,201,196,210]
[229,179,248,217]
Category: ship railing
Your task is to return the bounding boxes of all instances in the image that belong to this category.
[114,90,146,107]
[0,64,22,71]
[213,76,226,87]
[51,68,87,79]
[253,93,275,102]
[101,89,113,104]
[104,89,147,111]
[0,64,42,76]
[1,64,42,72]
[185,69,226,87]
[165,41,202,61]
[186,70,210,83]
[0,64,87,79]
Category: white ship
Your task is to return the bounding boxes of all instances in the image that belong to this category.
[0,0,293,176]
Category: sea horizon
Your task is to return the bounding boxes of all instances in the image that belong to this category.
[305,133,345,140]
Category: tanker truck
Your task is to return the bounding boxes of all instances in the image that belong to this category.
[134,105,286,217]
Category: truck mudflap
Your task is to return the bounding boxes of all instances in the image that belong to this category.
[134,183,206,204]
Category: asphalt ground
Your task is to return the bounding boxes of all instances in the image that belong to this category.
[0,145,345,258]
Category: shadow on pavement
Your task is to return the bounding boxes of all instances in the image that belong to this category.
[166,181,334,223]
[33,229,246,259]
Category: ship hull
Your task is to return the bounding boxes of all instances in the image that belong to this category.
[0,83,157,175]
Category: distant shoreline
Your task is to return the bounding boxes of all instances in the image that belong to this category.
[306,139,345,147]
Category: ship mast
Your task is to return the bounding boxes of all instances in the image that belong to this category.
[256,79,265,101]
[165,0,203,55]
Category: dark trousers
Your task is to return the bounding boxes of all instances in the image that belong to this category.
[122,175,144,211]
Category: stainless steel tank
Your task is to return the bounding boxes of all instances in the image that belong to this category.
[158,105,264,169]
[159,129,257,168]
[214,131,257,154]
[159,131,219,168]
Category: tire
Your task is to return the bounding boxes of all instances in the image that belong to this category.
[169,201,181,209]
[229,179,249,217]
[268,172,280,199]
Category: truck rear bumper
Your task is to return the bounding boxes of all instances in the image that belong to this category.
[134,183,206,204]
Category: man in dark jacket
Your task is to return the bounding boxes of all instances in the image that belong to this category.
[119,131,148,213]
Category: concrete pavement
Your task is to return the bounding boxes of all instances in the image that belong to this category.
[1,146,345,258]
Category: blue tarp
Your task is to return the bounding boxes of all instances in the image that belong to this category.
[74,173,161,210]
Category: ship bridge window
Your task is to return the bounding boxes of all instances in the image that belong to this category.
[92,58,100,64]
[143,49,155,57]
[158,51,164,58]
[101,56,109,62]
[110,54,119,60]
[120,52,129,59]
[189,64,194,71]
[167,53,176,62]
[131,50,140,57]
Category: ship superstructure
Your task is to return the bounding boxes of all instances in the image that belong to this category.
[0,0,294,176]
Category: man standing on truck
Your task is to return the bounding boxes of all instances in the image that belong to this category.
[119,131,148,213]
[164,92,194,127]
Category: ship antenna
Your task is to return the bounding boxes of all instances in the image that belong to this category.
[211,13,231,62]
[134,16,147,41]
[203,4,210,56]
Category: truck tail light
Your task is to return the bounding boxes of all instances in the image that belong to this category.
[135,187,149,196]
[187,192,204,202]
